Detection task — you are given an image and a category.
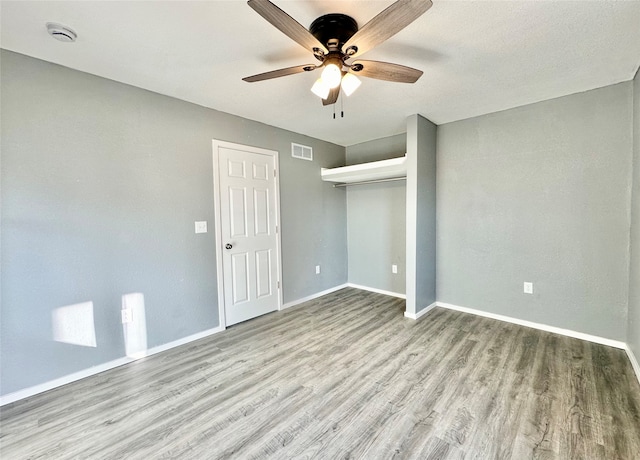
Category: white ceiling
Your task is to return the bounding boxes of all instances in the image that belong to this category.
[2,1,640,146]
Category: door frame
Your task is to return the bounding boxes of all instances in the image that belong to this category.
[212,139,283,329]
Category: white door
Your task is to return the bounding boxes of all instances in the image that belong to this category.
[213,141,281,326]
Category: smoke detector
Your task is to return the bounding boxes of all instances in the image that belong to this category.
[46,23,77,42]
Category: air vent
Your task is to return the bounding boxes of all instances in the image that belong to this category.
[291,143,313,161]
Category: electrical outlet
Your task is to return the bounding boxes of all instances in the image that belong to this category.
[392,264,398,274]
[121,308,133,324]
[523,282,533,294]
[315,265,321,275]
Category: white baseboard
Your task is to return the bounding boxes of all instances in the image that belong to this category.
[0,325,224,406]
[5,291,636,405]
[436,301,626,350]
[281,284,349,310]
[346,283,406,299]
[626,346,640,386]
[404,301,437,320]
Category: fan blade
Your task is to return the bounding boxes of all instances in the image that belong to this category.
[322,86,340,106]
[243,64,317,82]
[348,60,423,83]
[248,0,328,54]
[342,0,433,58]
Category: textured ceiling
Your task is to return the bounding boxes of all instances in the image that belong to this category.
[2,1,640,146]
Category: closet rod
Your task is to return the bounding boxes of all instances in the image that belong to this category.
[332,177,406,188]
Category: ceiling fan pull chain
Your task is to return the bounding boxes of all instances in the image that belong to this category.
[341,89,344,118]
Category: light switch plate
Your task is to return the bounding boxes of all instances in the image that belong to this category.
[392,264,398,274]
[195,221,207,233]
[524,282,533,294]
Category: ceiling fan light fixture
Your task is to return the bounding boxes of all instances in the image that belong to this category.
[321,62,342,89]
[341,73,361,96]
[311,78,330,99]
[243,0,431,105]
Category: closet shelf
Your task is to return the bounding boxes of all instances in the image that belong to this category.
[321,156,407,184]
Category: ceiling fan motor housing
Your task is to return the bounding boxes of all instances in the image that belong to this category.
[310,14,358,51]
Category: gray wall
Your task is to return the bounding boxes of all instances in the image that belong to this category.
[346,133,406,165]
[406,115,437,314]
[629,69,640,358]
[0,50,347,396]
[346,135,406,294]
[437,83,633,341]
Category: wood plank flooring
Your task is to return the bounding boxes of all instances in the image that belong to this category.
[1,287,639,459]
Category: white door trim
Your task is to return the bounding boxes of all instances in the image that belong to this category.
[212,140,283,328]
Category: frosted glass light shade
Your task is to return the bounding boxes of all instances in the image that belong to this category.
[321,63,342,89]
[311,78,330,99]
[341,73,361,96]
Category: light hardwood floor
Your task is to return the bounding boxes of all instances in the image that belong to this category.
[1,287,639,459]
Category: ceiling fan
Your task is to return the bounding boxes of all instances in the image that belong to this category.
[243,0,433,106]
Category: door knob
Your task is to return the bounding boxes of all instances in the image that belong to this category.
[225,243,233,250]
